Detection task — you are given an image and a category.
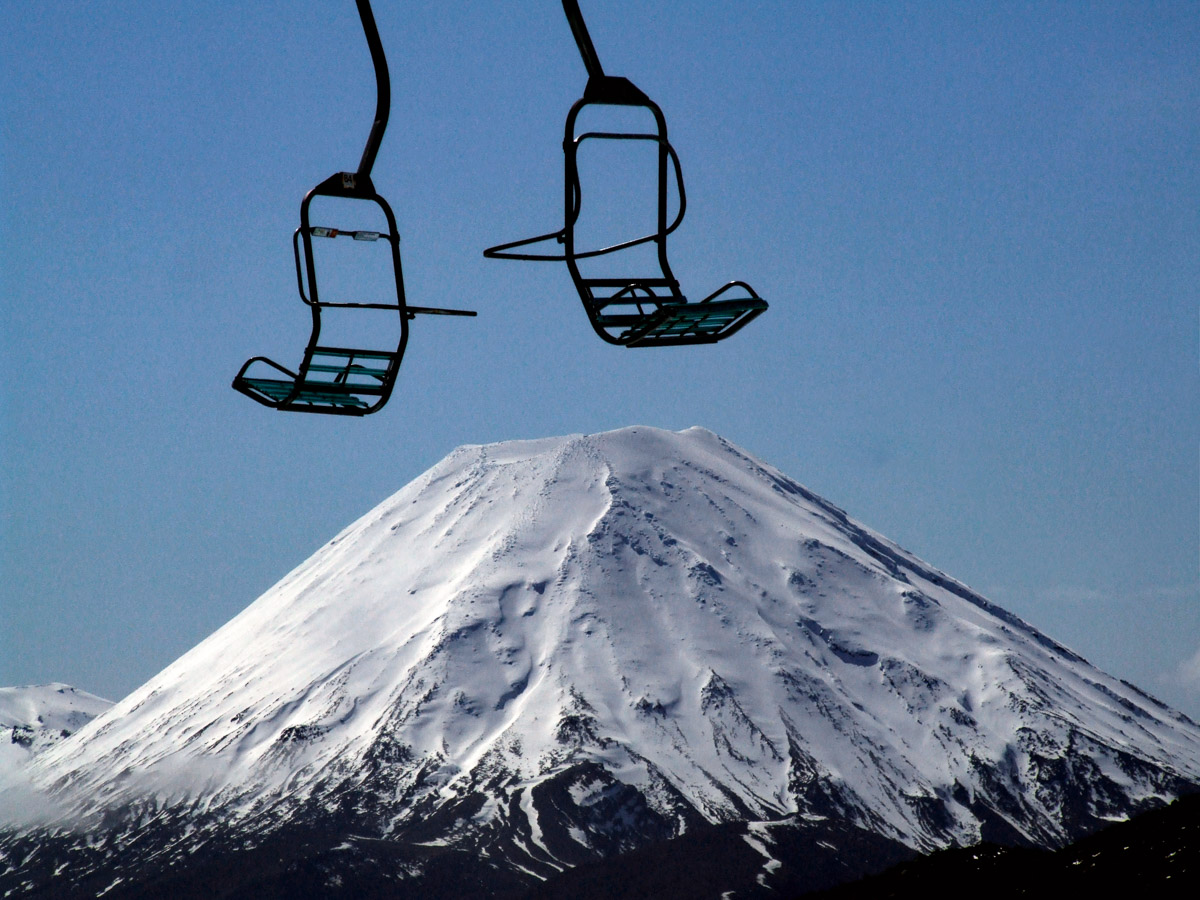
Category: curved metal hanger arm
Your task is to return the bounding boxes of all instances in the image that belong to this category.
[355,0,391,179]
[561,0,650,105]
[562,0,605,81]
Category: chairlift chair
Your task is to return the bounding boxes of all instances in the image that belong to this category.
[233,0,474,416]
[484,0,766,348]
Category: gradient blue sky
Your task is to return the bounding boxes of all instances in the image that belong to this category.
[3,1,1198,719]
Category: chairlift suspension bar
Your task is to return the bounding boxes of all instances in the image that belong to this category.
[562,0,605,82]
[355,0,390,180]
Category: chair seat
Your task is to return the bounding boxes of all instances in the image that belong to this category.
[593,295,767,347]
[236,377,371,409]
[233,347,399,415]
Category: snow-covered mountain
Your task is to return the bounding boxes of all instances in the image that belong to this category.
[0,685,111,783]
[2,426,1198,898]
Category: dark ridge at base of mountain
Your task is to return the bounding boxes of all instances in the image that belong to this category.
[12,794,1196,900]
[528,817,913,900]
[803,790,1200,898]
[0,821,527,900]
[0,814,914,900]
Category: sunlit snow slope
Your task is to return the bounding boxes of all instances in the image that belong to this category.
[12,428,1200,870]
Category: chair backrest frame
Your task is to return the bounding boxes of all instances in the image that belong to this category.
[562,95,688,345]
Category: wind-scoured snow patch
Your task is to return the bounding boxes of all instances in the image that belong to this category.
[744,820,784,886]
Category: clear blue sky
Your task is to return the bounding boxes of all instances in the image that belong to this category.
[3,1,1198,719]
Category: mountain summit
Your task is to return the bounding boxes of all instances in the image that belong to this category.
[3,426,1199,897]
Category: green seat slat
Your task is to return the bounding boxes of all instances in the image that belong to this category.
[240,378,293,398]
[305,364,388,377]
[583,278,676,288]
[311,348,395,361]
[295,382,384,396]
[594,315,651,326]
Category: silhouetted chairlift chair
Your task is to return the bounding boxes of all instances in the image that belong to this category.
[233,0,474,416]
[484,0,766,348]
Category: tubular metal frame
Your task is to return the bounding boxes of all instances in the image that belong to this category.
[233,0,474,416]
[483,0,766,348]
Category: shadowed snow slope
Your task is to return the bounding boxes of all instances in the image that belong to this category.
[3,427,1199,897]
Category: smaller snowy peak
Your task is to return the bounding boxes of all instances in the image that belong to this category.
[0,684,112,780]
